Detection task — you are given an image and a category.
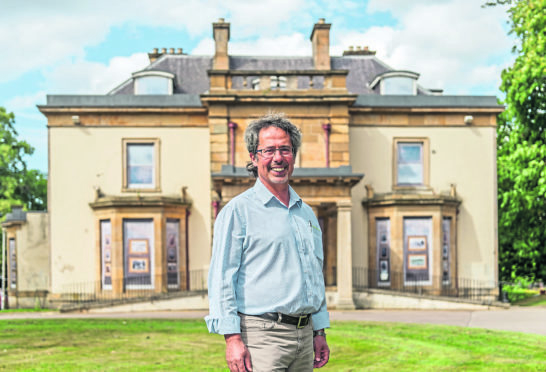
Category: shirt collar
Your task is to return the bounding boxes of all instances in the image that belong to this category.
[253,177,302,208]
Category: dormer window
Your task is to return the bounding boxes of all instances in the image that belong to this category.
[133,71,175,95]
[369,71,419,95]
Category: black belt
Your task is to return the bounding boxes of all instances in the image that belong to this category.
[243,312,311,329]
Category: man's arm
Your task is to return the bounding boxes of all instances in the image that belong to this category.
[205,204,252,371]
[225,334,252,372]
[205,204,245,335]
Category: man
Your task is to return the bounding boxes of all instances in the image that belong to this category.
[206,113,330,371]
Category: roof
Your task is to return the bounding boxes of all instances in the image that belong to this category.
[354,95,503,108]
[213,165,363,179]
[41,53,502,110]
[107,54,403,96]
[2,206,26,225]
[42,94,203,107]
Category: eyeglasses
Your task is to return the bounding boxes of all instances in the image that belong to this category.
[255,146,293,158]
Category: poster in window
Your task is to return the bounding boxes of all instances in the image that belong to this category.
[379,260,389,281]
[101,220,112,288]
[129,258,149,273]
[168,262,178,273]
[9,238,16,289]
[408,236,427,251]
[168,247,176,262]
[380,244,389,258]
[104,248,111,262]
[407,254,428,270]
[129,239,149,254]
[166,220,180,287]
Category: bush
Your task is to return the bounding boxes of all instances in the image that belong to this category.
[502,277,539,303]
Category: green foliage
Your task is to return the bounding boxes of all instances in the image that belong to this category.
[0,106,47,217]
[497,0,546,282]
[502,277,539,303]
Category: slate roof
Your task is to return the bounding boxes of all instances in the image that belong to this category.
[56,52,502,110]
[108,54,408,96]
[213,165,363,179]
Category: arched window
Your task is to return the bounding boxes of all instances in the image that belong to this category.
[369,71,419,95]
[133,71,175,95]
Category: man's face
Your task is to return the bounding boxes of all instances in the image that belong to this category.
[250,126,295,190]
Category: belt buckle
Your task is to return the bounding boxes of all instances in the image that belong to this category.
[297,315,307,329]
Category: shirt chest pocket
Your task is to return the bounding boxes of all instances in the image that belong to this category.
[304,222,323,267]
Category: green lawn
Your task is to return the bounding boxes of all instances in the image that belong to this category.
[515,295,546,307]
[0,319,545,371]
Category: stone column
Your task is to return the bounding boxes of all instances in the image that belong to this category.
[336,199,355,309]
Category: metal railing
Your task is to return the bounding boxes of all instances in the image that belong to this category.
[352,267,499,302]
[59,269,206,307]
[57,266,501,309]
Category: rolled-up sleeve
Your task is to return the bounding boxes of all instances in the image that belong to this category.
[205,203,245,335]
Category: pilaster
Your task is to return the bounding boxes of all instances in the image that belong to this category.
[336,199,355,309]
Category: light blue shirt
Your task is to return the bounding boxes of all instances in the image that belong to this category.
[205,178,330,335]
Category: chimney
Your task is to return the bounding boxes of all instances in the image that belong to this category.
[213,18,230,70]
[310,18,331,70]
[342,45,376,56]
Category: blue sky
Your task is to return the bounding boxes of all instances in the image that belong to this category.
[0,0,513,173]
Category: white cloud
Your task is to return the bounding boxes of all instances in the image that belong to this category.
[333,0,513,94]
[230,33,310,56]
[42,53,149,94]
[0,0,315,83]
[5,91,47,112]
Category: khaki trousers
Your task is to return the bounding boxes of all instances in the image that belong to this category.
[240,314,313,372]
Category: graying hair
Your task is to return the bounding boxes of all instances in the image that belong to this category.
[244,113,301,177]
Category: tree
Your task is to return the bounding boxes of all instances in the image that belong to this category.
[0,106,47,217]
[496,0,546,281]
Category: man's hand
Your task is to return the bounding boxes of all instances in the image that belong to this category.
[313,331,330,368]
[224,333,252,372]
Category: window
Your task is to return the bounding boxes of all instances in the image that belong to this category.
[123,219,154,289]
[9,238,16,289]
[166,219,180,288]
[101,220,112,290]
[133,71,174,95]
[442,217,451,283]
[123,139,160,191]
[403,217,432,285]
[382,77,415,95]
[369,70,419,95]
[394,138,429,187]
[376,218,391,286]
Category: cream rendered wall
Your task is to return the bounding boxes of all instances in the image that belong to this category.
[350,126,497,283]
[48,127,211,293]
[16,212,50,291]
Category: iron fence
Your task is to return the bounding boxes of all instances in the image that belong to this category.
[352,266,499,302]
[59,269,206,307]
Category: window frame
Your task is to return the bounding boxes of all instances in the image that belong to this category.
[122,138,161,192]
[380,76,417,95]
[393,137,430,190]
[369,70,419,96]
[133,71,175,95]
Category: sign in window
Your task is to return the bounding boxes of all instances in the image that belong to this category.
[123,219,154,289]
[403,217,432,285]
[101,220,112,289]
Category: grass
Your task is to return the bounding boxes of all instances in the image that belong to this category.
[514,295,546,307]
[0,308,56,313]
[0,319,545,371]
